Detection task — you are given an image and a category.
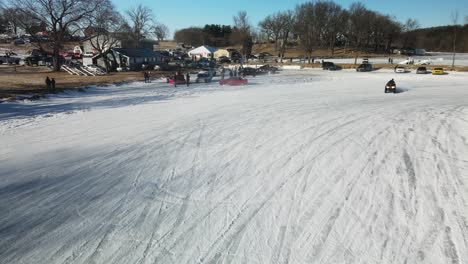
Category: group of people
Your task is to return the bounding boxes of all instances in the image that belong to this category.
[143,71,152,83]
[172,71,190,87]
[45,76,56,92]
[388,57,395,64]
[220,66,242,80]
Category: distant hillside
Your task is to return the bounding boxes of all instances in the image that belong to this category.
[404,25,468,52]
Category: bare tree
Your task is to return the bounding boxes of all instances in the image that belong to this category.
[233,11,253,58]
[154,23,169,41]
[12,0,102,71]
[87,1,127,72]
[258,15,274,43]
[234,11,251,34]
[401,18,420,49]
[294,2,316,63]
[126,4,154,48]
[277,10,295,62]
[348,2,370,64]
[2,7,23,36]
[451,11,459,68]
[259,13,282,51]
[323,2,346,55]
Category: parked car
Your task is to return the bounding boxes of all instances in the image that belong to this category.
[394,66,407,73]
[432,67,444,75]
[384,79,397,93]
[322,61,341,71]
[12,38,25,45]
[239,67,258,76]
[356,63,373,72]
[24,55,64,67]
[258,64,279,74]
[258,52,273,59]
[0,56,20,65]
[248,54,258,60]
[416,66,428,74]
[196,71,213,83]
[218,56,231,64]
[219,77,248,86]
[231,53,242,63]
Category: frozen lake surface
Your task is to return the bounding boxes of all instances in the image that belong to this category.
[1,69,467,263]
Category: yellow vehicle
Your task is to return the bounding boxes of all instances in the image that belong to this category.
[432,67,444,75]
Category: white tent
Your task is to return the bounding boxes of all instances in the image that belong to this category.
[188,45,217,59]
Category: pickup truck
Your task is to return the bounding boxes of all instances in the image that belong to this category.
[0,56,20,65]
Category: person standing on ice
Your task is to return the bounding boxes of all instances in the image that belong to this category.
[51,78,56,92]
[186,73,190,87]
[45,77,51,92]
[173,74,177,87]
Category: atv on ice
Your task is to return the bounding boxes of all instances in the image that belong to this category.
[385,79,397,93]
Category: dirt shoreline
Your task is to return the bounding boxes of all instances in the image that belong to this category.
[0,68,173,101]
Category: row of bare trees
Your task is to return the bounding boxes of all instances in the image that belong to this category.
[258,1,421,62]
[1,1,169,71]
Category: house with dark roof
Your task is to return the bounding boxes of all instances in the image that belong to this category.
[112,48,166,70]
[86,48,167,71]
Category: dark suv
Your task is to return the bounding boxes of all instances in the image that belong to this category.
[322,61,341,71]
[356,63,373,72]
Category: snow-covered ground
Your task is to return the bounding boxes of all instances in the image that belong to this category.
[1,69,467,264]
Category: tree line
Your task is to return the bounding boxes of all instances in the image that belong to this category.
[174,2,467,62]
[172,2,418,62]
[403,25,468,52]
[0,1,170,71]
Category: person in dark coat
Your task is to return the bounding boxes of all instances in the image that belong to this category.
[186,73,190,87]
[45,77,51,91]
[51,78,56,91]
[173,74,177,87]
[143,72,147,83]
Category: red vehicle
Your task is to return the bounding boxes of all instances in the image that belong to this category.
[219,77,248,86]
[167,76,186,85]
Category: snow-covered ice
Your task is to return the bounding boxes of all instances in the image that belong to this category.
[1,69,467,264]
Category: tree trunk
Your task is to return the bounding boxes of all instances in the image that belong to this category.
[103,55,111,73]
[53,46,60,71]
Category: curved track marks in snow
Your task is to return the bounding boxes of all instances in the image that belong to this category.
[0,70,468,263]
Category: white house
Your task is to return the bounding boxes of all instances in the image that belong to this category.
[188,45,217,59]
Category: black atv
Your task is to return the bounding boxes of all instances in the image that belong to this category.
[385,79,397,93]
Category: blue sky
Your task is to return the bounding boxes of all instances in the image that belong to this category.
[112,0,468,37]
